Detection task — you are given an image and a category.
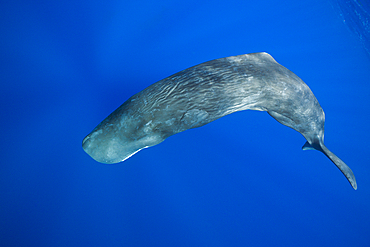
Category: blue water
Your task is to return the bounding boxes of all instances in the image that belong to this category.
[333,0,370,57]
[1,0,369,246]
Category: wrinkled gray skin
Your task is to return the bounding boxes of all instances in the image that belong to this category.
[83,52,357,190]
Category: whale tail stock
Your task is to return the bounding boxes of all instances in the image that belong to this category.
[302,141,357,190]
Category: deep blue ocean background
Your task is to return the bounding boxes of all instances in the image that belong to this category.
[1,0,369,246]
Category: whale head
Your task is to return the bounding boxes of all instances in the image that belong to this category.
[82,106,165,164]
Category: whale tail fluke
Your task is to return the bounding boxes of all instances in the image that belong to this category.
[302,141,357,190]
[302,141,316,151]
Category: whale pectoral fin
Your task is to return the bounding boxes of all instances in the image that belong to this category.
[302,141,316,150]
[268,111,296,128]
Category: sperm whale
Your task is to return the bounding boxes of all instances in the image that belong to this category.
[82,52,357,190]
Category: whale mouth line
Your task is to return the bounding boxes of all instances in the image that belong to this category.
[82,135,90,145]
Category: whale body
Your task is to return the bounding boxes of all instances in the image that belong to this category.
[82,52,357,190]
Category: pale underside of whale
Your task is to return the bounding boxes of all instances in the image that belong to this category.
[82,52,357,190]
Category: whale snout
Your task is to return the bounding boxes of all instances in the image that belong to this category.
[82,126,165,164]
[82,132,126,164]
